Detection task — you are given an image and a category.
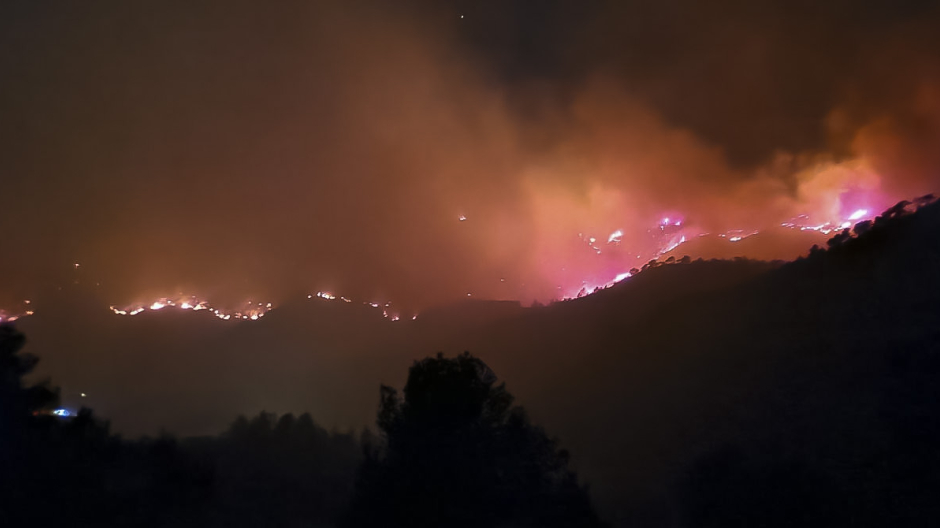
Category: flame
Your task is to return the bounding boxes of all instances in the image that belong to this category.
[3,188,927,324]
[0,300,38,324]
[544,196,883,302]
[848,208,869,221]
[109,295,274,321]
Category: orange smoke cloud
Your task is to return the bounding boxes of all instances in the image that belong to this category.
[0,1,938,312]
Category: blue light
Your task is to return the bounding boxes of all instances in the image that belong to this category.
[52,409,71,417]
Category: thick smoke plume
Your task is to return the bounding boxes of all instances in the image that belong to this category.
[2,0,938,311]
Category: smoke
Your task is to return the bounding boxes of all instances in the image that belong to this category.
[1,0,938,311]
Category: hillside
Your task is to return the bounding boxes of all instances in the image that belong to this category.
[14,196,940,526]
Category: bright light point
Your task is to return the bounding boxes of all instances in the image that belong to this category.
[80,393,86,397]
[841,221,851,229]
[24,300,30,304]
[729,237,742,242]
[848,209,868,221]
[250,314,258,320]
[73,263,80,269]
[53,409,70,417]
[458,214,467,221]
[607,229,623,243]
[150,302,165,310]
[614,272,632,282]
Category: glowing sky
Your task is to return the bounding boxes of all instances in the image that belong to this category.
[2,0,939,313]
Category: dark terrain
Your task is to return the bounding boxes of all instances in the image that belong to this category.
[6,196,940,526]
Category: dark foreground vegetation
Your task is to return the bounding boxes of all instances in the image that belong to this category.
[1,326,602,527]
[4,196,940,527]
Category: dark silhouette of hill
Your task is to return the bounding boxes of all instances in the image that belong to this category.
[8,195,940,526]
[414,299,525,330]
[447,195,940,526]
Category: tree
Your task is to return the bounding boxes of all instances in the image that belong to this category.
[0,323,58,427]
[0,325,211,527]
[344,351,604,528]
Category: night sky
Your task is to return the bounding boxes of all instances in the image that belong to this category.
[2,0,939,312]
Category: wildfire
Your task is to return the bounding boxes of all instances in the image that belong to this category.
[779,207,876,235]
[305,290,412,321]
[552,197,887,302]
[109,296,273,321]
[0,300,35,324]
[3,195,929,325]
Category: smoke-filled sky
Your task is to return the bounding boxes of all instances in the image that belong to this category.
[2,0,939,311]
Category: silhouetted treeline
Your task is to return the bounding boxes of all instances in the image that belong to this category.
[1,324,211,527]
[1,326,601,527]
[344,352,603,528]
[179,411,361,527]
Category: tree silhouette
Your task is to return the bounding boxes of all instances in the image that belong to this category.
[0,323,58,427]
[344,351,604,528]
[1,325,212,527]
